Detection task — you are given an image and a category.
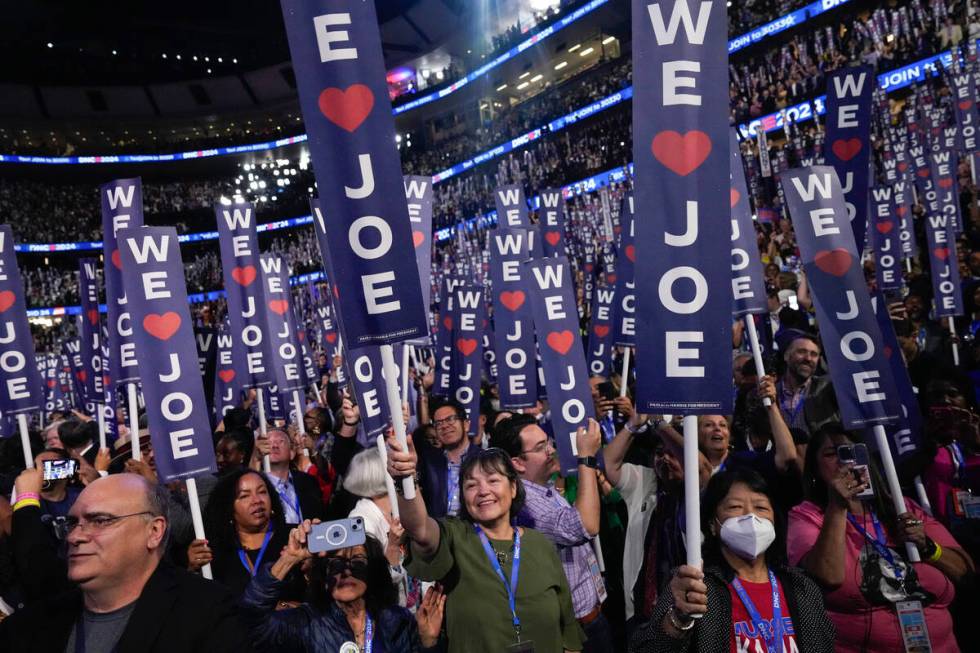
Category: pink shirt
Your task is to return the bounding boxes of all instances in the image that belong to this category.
[788,499,959,652]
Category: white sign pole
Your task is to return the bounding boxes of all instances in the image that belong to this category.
[381,344,415,499]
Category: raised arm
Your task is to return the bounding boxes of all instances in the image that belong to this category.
[602,400,648,487]
[758,375,800,475]
[386,433,441,557]
[797,469,867,590]
[573,419,602,537]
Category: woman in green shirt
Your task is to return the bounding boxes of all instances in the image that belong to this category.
[387,436,584,653]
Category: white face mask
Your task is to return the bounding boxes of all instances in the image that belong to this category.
[719,513,776,561]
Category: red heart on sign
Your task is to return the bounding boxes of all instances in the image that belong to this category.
[916,169,930,178]
[231,265,257,286]
[546,330,575,355]
[218,369,236,383]
[832,138,862,162]
[934,247,950,261]
[47,379,56,388]
[103,375,110,388]
[896,205,908,217]
[499,291,525,311]
[606,274,617,284]
[584,263,594,272]
[545,231,561,247]
[593,325,610,338]
[111,249,122,270]
[87,309,99,326]
[898,162,908,172]
[730,188,740,208]
[413,231,425,248]
[939,177,953,189]
[318,85,374,133]
[456,338,478,356]
[813,248,852,277]
[0,290,15,313]
[443,316,453,331]
[625,245,636,263]
[77,370,87,383]
[297,331,305,341]
[884,345,893,359]
[876,221,894,234]
[143,312,181,340]
[326,333,337,344]
[651,130,712,176]
[960,100,973,111]
[333,284,340,299]
[268,299,289,315]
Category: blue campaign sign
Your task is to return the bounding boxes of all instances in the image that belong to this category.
[869,187,903,291]
[101,178,144,385]
[729,128,767,316]
[450,285,485,435]
[282,0,427,345]
[260,255,306,393]
[0,226,44,416]
[117,226,217,481]
[78,258,105,405]
[632,0,732,413]
[781,167,900,428]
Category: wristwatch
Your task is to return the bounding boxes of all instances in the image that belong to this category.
[577,456,599,469]
[626,420,650,434]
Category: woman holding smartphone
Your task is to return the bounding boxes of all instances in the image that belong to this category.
[787,424,974,652]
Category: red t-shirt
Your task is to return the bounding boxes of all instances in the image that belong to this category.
[728,577,798,653]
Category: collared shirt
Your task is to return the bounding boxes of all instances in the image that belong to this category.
[778,376,811,432]
[268,472,303,524]
[516,479,605,618]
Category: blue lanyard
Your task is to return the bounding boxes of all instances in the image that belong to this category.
[276,474,303,521]
[446,459,461,515]
[730,570,785,653]
[948,442,966,484]
[778,383,805,425]
[847,510,903,579]
[238,528,274,577]
[474,524,522,640]
[364,614,373,653]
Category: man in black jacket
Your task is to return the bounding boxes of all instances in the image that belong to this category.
[0,473,253,653]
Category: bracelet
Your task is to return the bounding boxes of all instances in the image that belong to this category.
[668,605,696,631]
[12,498,41,512]
[577,456,599,469]
[14,492,39,502]
[626,421,650,434]
[927,541,943,563]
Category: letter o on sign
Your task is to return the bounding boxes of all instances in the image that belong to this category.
[561,399,585,424]
[0,351,25,373]
[242,325,263,346]
[841,332,874,362]
[349,216,393,260]
[658,266,708,315]
[161,392,193,421]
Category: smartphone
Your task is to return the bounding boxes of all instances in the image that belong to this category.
[42,459,78,481]
[837,444,874,499]
[788,295,800,310]
[596,381,616,402]
[308,517,366,554]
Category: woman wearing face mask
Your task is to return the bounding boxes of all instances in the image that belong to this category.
[630,468,835,653]
[788,424,974,652]
[387,439,584,653]
[240,524,445,652]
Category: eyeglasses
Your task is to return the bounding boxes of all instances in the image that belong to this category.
[432,415,461,428]
[325,556,369,576]
[521,438,555,456]
[53,511,158,540]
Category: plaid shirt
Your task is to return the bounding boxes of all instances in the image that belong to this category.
[516,479,604,618]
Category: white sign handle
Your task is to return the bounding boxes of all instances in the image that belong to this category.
[744,315,772,407]
[127,383,141,461]
[872,424,920,562]
[381,344,415,499]
[257,388,270,473]
[682,416,702,571]
[376,434,400,520]
[17,414,33,469]
[619,347,631,398]
[186,477,213,580]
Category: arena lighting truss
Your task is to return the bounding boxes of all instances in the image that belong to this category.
[0,0,858,167]
[11,35,970,254]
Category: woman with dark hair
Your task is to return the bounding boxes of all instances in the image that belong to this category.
[240,525,444,652]
[387,438,583,653]
[630,468,834,652]
[186,469,298,598]
[787,424,974,652]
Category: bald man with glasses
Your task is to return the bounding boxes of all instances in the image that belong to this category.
[1,472,252,653]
